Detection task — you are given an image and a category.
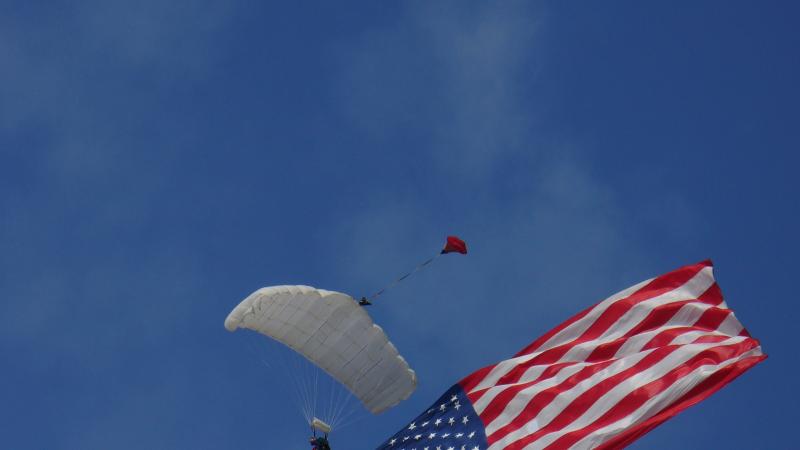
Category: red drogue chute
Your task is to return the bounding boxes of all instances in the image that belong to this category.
[442,235,468,255]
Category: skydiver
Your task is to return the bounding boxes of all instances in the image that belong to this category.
[309,436,332,450]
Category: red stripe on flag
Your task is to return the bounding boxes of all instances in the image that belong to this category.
[693,306,732,331]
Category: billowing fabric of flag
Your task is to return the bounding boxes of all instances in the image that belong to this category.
[377,260,765,450]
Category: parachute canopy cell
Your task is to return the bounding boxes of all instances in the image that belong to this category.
[224,285,417,414]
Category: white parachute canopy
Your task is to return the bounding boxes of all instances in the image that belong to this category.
[225,285,417,414]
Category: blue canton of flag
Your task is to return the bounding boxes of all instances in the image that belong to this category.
[377,385,488,450]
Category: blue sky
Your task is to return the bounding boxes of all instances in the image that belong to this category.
[1,1,797,449]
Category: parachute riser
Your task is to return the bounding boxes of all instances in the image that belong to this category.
[364,252,443,303]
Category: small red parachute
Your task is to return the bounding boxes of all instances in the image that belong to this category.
[442,235,468,254]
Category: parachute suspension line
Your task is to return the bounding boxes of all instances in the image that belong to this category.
[296,354,312,424]
[285,348,317,426]
[324,372,335,428]
[327,372,346,429]
[283,351,303,422]
[335,370,364,430]
[244,334,315,423]
[244,335,316,424]
[244,335,273,371]
[334,399,367,432]
[281,345,311,424]
[320,358,359,431]
[331,374,353,429]
[274,345,362,430]
[246,336,306,422]
[303,356,319,424]
[306,355,318,423]
[367,252,443,302]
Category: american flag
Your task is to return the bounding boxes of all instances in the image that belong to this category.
[377,260,765,450]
